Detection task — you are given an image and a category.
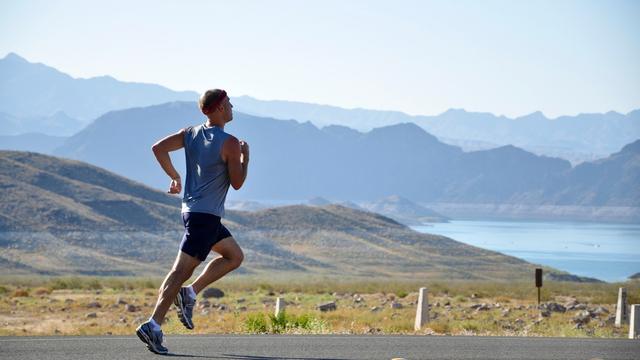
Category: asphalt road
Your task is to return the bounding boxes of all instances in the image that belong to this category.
[1,335,638,360]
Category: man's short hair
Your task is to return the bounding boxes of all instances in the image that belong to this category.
[199,89,227,114]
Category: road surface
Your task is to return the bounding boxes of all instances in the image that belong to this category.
[1,335,638,359]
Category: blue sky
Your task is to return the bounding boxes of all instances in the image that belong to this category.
[1,0,638,117]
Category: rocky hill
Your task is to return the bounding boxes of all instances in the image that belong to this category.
[0,151,537,280]
[359,195,449,225]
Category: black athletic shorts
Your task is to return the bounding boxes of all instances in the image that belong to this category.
[180,212,232,261]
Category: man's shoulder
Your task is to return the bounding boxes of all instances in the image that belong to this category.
[181,125,197,135]
[223,133,239,145]
[187,124,202,132]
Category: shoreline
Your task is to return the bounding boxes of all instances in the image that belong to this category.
[421,203,640,224]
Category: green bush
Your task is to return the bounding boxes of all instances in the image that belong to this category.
[256,283,274,292]
[457,320,479,332]
[86,279,103,290]
[245,311,325,334]
[244,313,268,333]
[454,295,467,303]
[290,313,314,329]
[51,278,83,290]
[142,279,157,289]
[268,312,288,333]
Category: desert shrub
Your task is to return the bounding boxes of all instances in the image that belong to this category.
[290,313,314,329]
[454,295,467,303]
[495,296,511,303]
[141,279,157,289]
[245,311,324,334]
[33,287,52,295]
[427,321,450,334]
[456,320,480,332]
[86,279,103,290]
[268,312,288,333]
[100,277,158,290]
[12,289,29,297]
[256,283,274,292]
[244,313,268,333]
[50,277,83,290]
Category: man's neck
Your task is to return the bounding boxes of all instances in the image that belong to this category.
[205,117,225,129]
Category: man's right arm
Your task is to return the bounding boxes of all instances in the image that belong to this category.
[151,128,186,194]
[222,136,249,190]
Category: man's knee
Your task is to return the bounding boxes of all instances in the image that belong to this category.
[228,249,244,269]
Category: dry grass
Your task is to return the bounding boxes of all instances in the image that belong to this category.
[0,275,637,337]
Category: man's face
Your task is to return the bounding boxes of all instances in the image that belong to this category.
[223,97,234,122]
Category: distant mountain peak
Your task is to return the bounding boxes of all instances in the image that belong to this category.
[367,122,438,141]
[376,122,425,133]
[91,74,117,81]
[620,139,640,154]
[604,110,623,116]
[492,144,529,154]
[2,52,28,63]
[627,109,640,117]
[440,108,468,116]
[517,111,548,121]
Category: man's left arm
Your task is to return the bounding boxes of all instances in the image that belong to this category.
[151,128,186,194]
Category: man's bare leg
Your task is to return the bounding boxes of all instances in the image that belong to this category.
[188,237,244,294]
[151,251,201,324]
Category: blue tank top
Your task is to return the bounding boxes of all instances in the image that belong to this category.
[181,124,231,217]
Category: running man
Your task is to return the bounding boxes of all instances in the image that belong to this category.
[136,89,249,354]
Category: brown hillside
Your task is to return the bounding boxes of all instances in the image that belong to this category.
[0,151,536,280]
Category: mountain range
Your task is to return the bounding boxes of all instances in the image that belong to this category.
[0,111,83,136]
[1,52,639,162]
[0,150,539,280]
[232,96,640,163]
[1,52,638,222]
[45,101,640,222]
[0,53,196,129]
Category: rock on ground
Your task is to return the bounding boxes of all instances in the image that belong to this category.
[317,301,337,312]
[202,288,225,299]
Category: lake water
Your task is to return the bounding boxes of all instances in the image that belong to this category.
[411,220,640,282]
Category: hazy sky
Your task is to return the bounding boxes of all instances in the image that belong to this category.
[1,0,638,117]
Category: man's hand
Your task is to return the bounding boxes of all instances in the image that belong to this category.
[168,177,182,194]
[240,140,250,163]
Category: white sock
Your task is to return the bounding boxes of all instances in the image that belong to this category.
[186,285,197,299]
[148,318,161,330]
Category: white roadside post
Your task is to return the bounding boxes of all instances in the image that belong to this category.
[414,287,429,331]
[629,304,639,339]
[616,287,628,327]
[275,297,285,317]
